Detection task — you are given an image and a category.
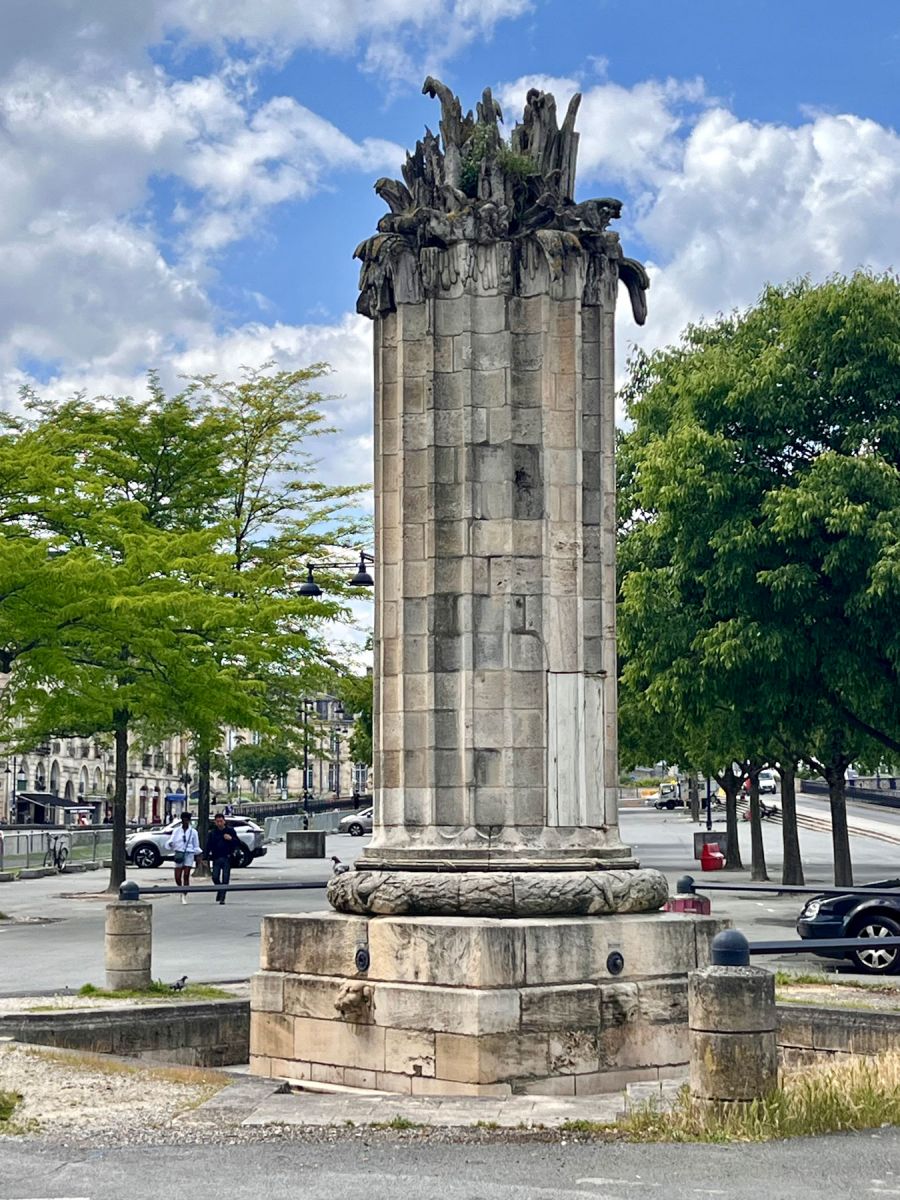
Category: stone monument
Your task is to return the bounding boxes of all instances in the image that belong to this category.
[250,81,724,1096]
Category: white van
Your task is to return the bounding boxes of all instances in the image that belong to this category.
[758,769,778,795]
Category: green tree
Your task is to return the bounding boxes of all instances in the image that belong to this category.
[619,272,900,885]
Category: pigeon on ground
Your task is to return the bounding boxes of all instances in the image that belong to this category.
[331,856,350,875]
[169,975,188,991]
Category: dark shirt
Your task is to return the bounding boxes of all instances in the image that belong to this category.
[205,827,237,860]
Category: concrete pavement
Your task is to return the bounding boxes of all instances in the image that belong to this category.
[1,1129,899,1199]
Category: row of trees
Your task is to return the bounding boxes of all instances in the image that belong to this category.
[618,273,900,886]
[0,366,371,889]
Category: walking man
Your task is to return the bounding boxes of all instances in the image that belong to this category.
[204,813,237,905]
[166,811,200,904]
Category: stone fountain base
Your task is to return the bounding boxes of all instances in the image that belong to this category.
[249,909,727,1096]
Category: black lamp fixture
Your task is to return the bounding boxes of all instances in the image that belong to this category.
[300,551,375,597]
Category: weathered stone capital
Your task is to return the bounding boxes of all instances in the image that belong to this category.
[327,867,668,918]
[355,78,648,322]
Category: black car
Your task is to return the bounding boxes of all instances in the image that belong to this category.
[797,878,900,974]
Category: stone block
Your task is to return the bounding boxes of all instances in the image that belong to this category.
[261,912,369,977]
[435,1031,550,1083]
[293,1016,386,1072]
[282,974,373,1023]
[519,1075,575,1096]
[285,830,326,859]
[310,1062,345,1085]
[250,1011,295,1061]
[549,1030,600,1074]
[250,971,285,1014]
[367,916,526,987]
[384,1027,435,1076]
[521,914,701,986]
[377,1071,413,1094]
[343,1067,380,1090]
[575,1067,659,1096]
[410,1077,512,1097]
[638,978,689,1024]
[599,1020,689,1071]
[372,982,520,1035]
[519,983,601,1032]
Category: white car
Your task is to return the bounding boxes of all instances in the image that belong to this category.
[126,817,266,869]
[759,769,778,794]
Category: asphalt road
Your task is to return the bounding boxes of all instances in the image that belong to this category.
[2,799,900,994]
[2,1132,900,1200]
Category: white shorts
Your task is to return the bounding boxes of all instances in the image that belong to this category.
[177,853,196,868]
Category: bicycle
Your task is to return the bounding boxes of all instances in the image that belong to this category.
[43,831,69,872]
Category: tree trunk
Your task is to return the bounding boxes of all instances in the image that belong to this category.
[194,743,212,877]
[825,761,853,886]
[748,766,769,882]
[779,761,804,886]
[107,710,129,892]
[721,774,743,870]
[689,773,701,823]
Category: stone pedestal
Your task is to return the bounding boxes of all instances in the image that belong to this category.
[105,900,152,991]
[250,910,728,1095]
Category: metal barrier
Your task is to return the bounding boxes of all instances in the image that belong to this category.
[118,879,328,900]
[677,874,900,900]
[0,827,111,871]
[710,927,900,966]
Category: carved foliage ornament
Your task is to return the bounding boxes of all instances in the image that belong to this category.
[355,78,648,324]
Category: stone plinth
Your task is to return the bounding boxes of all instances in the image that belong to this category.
[250,910,728,1095]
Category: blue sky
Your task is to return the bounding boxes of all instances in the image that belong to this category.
[2,0,900,494]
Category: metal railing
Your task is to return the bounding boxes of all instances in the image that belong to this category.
[710,927,900,966]
[677,874,900,900]
[118,879,328,900]
[0,827,111,871]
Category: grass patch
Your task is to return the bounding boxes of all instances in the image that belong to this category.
[78,981,231,1002]
[619,1052,900,1142]
[0,912,9,922]
[0,1091,21,1122]
[20,1046,230,1090]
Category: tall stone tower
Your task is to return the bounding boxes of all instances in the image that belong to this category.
[334,79,660,912]
[250,84,721,1097]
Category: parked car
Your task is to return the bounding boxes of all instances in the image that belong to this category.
[125,817,266,869]
[339,807,373,836]
[797,879,900,974]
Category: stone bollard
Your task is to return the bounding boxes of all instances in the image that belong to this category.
[285,830,326,859]
[688,933,777,1105]
[105,889,152,991]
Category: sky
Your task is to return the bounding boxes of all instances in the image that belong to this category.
[2,0,900,500]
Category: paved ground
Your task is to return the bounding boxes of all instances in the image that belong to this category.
[2,800,900,993]
[2,1130,899,1199]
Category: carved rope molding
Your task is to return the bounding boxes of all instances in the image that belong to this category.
[355,78,649,323]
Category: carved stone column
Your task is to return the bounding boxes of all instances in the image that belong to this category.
[330,81,663,916]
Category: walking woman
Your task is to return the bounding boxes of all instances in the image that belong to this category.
[167,811,200,904]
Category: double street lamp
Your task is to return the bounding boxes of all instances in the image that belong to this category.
[299,551,375,598]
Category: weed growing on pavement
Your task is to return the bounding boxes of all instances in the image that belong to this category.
[371,1115,419,1130]
[0,1090,20,1122]
[619,1052,900,1142]
[78,981,231,1002]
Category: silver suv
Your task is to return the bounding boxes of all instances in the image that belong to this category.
[126,818,266,869]
[339,807,373,836]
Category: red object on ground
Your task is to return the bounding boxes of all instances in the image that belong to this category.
[664,895,712,915]
[700,842,726,871]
